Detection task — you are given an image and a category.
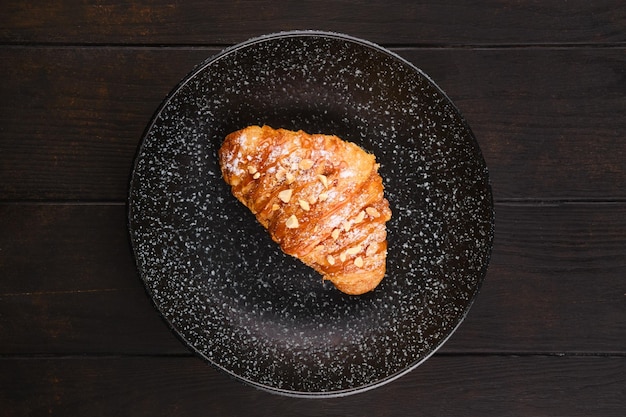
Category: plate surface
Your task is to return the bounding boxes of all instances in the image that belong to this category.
[128,31,494,396]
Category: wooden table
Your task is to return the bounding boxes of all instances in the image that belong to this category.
[1,1,624,415]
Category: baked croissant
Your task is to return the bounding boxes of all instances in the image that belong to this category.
[218,125,391,295]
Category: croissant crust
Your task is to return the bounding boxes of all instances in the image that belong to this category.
[218,125,391,295]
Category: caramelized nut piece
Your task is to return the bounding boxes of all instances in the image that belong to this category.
[299,159,315,170]
[365,242,378,256]
[252,172,261,179]
[346,245,361,255]
[340,252,347,262]
[285,215,299,229]
[342,221,351,232]
[327,255,336,265]
[271,203,280,211]
[366,207,381,218]
[331,228,340,240]
[354,210,366,223]
[318,192,328,202]
[298,199,310,211]
[247,166,257,175]
[354,256,364,267]
[278,189,293,203]
[275,168,286,181]
[317,174,329,188]
[286,172,296,184]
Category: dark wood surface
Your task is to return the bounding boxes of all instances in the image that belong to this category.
[1,1,625,415]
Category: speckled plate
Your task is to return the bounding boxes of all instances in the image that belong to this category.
[128,31,494,397]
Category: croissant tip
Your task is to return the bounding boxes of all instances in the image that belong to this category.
[325,271,386,296]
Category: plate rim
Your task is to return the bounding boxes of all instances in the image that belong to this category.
[127,30,495,397]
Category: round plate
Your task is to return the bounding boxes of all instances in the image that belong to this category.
[128,31,494,397]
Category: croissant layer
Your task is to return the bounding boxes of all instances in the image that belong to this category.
[218,125,391,295]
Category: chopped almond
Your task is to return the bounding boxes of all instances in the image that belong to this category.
[365,242,378,256]
[299,159,315,170]
[275,168,286,181]
[346,245,361,255]
[285,215,299,229]
[278,189,293,203]
[298,199,310,211]
[317,174,329,188]
[366,207,381,218]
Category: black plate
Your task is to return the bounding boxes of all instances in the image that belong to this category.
[128,31,494,397]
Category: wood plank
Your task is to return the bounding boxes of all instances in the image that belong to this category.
[410,47,626,201]
[0,204,135,293]
[447,202,626,353]
[0,288,184,355]
[0,203,183,354]
[1,203,624,354]
[0,47,216,201]
[0,204,135,295]
[1,1,625,46]
[1,47,624,201]
[0,355,623,416]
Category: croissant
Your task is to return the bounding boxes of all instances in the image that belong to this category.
[218,125,392,295]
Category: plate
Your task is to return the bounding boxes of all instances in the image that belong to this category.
[128,31,494,397]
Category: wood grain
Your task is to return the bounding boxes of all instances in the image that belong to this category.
[0,47,216,201]
[448,202,626,353]
[1,47,625,201]
[1,0,625,46]
[0,204,135,294]
[0,288,185,355]
[0,355,623,416]
[2,1,624,415]
[1,203,624,354]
